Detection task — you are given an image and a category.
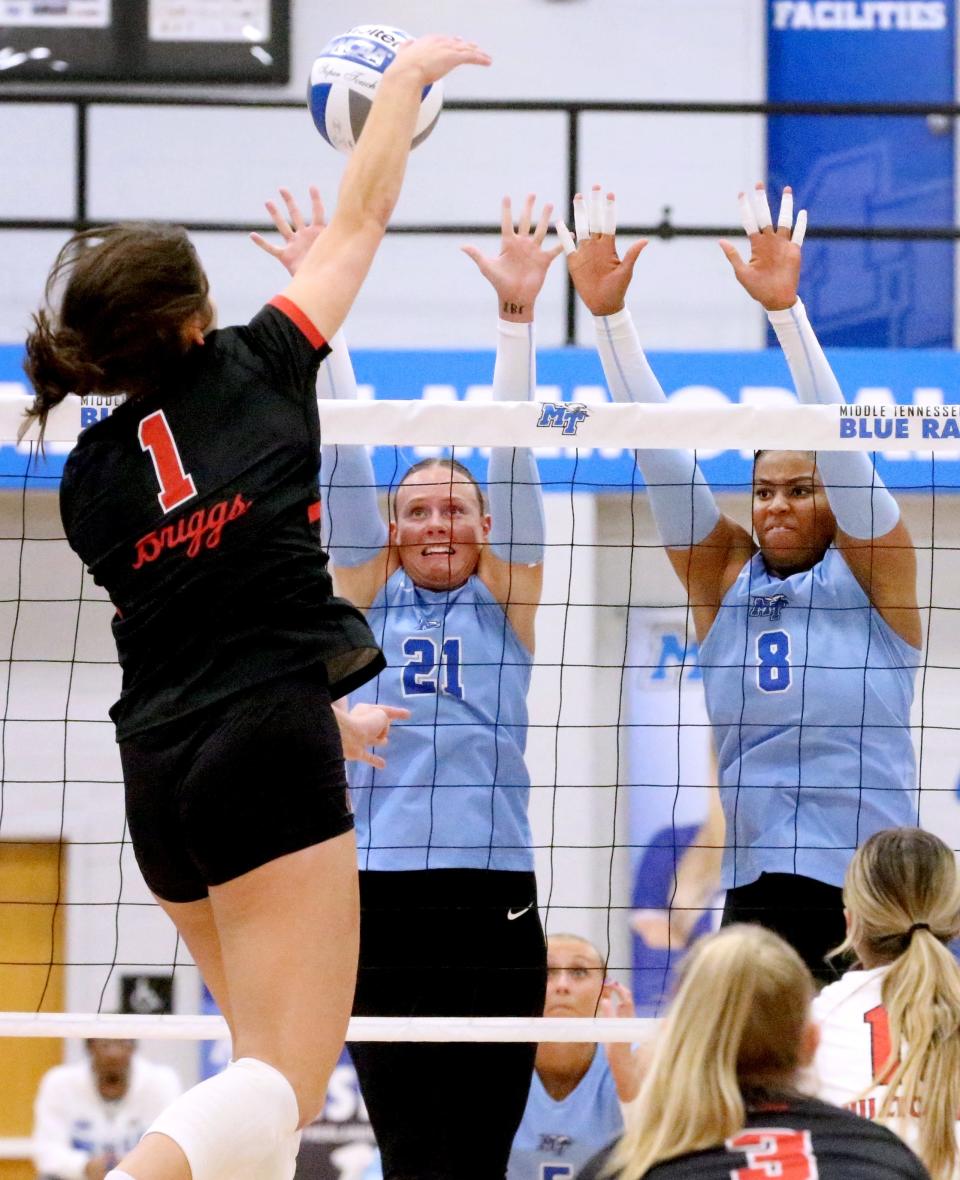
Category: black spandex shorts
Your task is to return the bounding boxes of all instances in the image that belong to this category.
[722,871,846,985]
[120,666,353,903]
[349,868,547,1180]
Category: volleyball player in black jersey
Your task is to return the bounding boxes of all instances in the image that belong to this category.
[579,925,928,1180]
[21,36,490,1180]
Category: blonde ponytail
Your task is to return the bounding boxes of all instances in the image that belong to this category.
[607,926,813,1180]
[840,828,960,1180]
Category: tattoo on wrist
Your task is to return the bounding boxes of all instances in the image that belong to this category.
[502,300,526,316]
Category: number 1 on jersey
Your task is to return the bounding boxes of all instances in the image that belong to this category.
[139,410,197,513]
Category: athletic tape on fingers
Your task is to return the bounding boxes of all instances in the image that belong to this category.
[573,195,589,244]
[602,196,616,236]
[754,187,773,231]
[588,187,603,234]
[778,189,794,231]
[556,220,577,256]
[739,191,760,237]
[792,209,808,248]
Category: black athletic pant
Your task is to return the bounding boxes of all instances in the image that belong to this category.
[722,871,846,985]
[349,868,547,1180]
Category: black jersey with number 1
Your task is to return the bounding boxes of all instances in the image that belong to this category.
[577,1094,929,1180]
[60,296,384,740]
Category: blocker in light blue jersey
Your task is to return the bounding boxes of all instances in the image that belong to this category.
[348,568,534,872]
[699,547,919,890]
[507,1050,623,1180]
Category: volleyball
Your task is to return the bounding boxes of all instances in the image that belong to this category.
[308,25,444,155]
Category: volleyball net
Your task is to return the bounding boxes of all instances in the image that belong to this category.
[1,390,959,1049]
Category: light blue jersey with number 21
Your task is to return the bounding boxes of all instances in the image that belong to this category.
[699,547,919,890]
[348,569,534,872]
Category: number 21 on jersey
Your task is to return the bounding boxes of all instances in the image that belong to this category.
[139,410,197,513]
[402,636,464,699]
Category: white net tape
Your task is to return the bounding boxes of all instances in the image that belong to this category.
[0,1012,654,1042]
[4,392,960,452]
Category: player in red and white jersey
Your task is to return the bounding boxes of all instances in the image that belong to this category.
[21,34,490,1180]
[812,827,960,1180]
[580,924,928,1180]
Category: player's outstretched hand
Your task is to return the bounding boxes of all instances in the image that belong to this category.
[462,194,563,323]
[336,703,410,770]
[718,182,807,312]
[387,34,491,85]
[250,186,326,277]
[599,980,643,1103]
[556,186,647,317]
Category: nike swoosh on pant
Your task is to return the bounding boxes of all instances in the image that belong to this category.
[507,905,533,920]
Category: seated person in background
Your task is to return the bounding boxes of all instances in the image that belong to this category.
[507,933,640,1180]
[812,827,960,1180]
[579,925,929,1180]
[33,1039,182,1180]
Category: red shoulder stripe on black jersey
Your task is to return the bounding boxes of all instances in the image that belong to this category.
[308,501,322,523]
[269,295,327,350]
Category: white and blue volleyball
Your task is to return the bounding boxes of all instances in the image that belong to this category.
[308,25,443,155]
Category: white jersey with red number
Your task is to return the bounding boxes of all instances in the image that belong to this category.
[813,964,960,1176]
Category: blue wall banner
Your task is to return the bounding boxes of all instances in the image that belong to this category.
[625,609,721,1016]
[3,343,960,490]
[767,1,955,348]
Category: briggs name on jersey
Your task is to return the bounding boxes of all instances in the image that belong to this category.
[133,494,251,569]
[772,1,947,29]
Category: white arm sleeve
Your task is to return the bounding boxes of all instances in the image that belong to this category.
[767,299,900,539]
[488,319,545,564]
[594,309,719,547]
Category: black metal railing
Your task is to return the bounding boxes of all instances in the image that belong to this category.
[1,94,957,343]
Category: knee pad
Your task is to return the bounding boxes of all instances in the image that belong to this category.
[147,1057,299,1180]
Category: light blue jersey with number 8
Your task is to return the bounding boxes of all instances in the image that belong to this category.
[348,569,534,872]
[699,548,919,890]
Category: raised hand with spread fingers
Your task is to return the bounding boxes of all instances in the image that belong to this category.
[556,184,648,316]
[250,185,326,277]
[718,181,807,312]
[462,193,563,323]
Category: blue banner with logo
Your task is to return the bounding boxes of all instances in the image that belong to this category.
[767,0,954,347]
[4,342,960,490]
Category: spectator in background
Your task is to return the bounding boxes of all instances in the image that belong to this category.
[33,1040,181,1180]
[507,933,641,1180]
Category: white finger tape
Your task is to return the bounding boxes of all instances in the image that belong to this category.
[588,187,603,234]
[792,209,808,248]
[778,188,794,231]
[602,195,616,236]
[755,187,773,231]
[573,195,589,244]
[739,191,760,237]
[556,220,577,256]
